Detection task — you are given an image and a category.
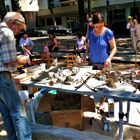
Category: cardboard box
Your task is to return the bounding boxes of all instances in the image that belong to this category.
[36,92,81,112]
[15,84,23,91]
[81,95,95,112]
[37,93,55,112]
[51,109,83,130]
[52,92,81,111]
[108,103,114,117]
[28,87,38,94]
[108,98,114,117]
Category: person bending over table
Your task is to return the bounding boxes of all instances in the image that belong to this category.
[0,12,32,140]
[85,11,117,110]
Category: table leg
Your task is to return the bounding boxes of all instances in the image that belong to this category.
[30,99,36,123]
[126,101,130,123]
[119,101,123,140]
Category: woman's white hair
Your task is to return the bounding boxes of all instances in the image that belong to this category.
[3,12,25,24]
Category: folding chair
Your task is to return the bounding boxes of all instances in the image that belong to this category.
[67,54,77,68]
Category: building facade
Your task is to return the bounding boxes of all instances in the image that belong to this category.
[1,0,140,30]
[37,0,140,29]
[37,0,79,28]
[1,0,39,27]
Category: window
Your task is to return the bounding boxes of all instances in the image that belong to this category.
[41,18,45,26]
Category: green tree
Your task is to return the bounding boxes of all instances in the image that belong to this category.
[78,0,85,33]
[48,0,56,26]
[11,0,20,11]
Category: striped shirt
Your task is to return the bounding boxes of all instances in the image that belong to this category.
[0,22,17,72]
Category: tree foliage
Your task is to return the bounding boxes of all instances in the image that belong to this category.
[0,0,6,19]
[78,0,85,33]
[48,0,56,26]
[11,0,20,11]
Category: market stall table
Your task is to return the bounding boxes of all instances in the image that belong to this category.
[19,66,140,140]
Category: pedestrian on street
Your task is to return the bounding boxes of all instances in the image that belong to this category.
[126,16,137,51]
[85,11,117,110]
[0,12,32,140]
[135,14,140,48]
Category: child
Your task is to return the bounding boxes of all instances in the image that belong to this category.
[41,41,53,68]
[76,31,86,56]
[19,32,34,66]
[43,41,51,55]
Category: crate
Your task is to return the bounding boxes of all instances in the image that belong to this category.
[81,95,95,112]
[51,109,83,130]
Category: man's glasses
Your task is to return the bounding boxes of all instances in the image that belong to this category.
[15,19,26,30]
[16,19,25,25]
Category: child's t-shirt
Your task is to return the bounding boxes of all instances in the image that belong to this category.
[44,45,49,53]
[76,36,86,49]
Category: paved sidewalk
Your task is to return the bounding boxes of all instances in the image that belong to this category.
[0,122,113,140]
[113,37,140,64]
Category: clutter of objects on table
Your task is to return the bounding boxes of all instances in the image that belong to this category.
[12,65,140,93]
